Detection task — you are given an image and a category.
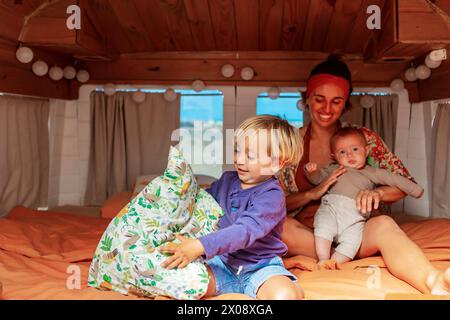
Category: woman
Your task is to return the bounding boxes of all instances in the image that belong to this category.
[280,54,450,295]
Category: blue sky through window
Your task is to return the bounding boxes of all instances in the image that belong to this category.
[180,90,223,122]
[257,92,303,127]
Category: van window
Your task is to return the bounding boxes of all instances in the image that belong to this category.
[179,90,224,179]
[256,92,303,128]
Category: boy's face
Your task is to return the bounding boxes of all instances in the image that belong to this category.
[234,133,280,187]
[333,134,369,169]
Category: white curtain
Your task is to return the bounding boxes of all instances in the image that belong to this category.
[431,103,450,218]
[0,95,49,216]
[345,94,399,151]
[85,92,180,205]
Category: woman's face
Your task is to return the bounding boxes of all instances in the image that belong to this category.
[307,83,347,128]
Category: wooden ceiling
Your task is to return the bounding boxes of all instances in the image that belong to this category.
[0,0,450,100]
[2,0,390,54]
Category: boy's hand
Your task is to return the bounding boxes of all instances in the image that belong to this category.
[159,235,205,270]
[304,162,318,173]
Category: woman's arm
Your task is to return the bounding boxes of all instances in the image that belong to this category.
[376,185,407,203]
[286,191,314,212]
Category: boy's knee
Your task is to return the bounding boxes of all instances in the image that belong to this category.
[271,286,303,300]
[261,283,303,300]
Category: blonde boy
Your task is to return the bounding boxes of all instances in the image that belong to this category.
[159,115,304,299]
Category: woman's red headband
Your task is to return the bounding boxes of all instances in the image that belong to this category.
[306,74,351,100]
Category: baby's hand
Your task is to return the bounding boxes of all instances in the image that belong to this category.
[304,162,318,173]
[159,235,205,270]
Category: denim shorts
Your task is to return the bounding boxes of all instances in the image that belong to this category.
[206,256,297,298]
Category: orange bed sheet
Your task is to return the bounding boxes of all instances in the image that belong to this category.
[0,206,449,300]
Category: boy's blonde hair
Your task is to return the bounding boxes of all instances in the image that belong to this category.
[235,115,303,170]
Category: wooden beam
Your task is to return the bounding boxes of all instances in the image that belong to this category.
[84,52,410,88]
[120,51,360,60]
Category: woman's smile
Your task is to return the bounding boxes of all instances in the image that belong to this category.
[317,112,333,122]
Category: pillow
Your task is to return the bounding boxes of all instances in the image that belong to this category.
[101,192,132,219]
[195,174,218,189]
[132,173,217,198]
[88,147,224,300]
[131,174,160,199]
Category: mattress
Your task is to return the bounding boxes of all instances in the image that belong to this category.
[0,206,449,300]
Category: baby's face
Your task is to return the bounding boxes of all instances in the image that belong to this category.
[333,134,368,169]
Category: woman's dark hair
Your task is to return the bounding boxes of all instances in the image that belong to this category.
[301,54,353,110]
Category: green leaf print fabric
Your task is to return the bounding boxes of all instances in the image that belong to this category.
[88,147,223,300]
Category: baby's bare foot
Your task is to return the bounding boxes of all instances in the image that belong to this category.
[426,268,450,295]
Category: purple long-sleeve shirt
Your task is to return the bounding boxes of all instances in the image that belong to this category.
[199,171,288,271]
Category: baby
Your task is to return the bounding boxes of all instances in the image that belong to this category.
[159,115,304,299]
[305,127,423,265]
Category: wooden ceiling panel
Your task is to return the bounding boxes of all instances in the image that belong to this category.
[324,0,364,53]
[234,0,259,50]
[208,0,237,50]
[106,0,155,52]
[398,0,450,43]
[301,0,334,51]
[432,0,450,15]
[155,0,195,51]
[281,0,310,50]
[345,0,386,53]
[183,0,216,50]
[132,0,176,51]
[80,0,134,54]
[0,0,44,16]
[0,5,25,41]
[259,0,284,50]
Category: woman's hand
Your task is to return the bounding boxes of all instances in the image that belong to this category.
[159,235,205,270]
[355,189,383,216]
[307,165,346,201]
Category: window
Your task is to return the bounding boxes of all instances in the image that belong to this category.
[256,92,303,127]
[179,90,224,179]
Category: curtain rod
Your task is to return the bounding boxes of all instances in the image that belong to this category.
[94,89,223,97]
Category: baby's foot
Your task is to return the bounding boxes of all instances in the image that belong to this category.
[426,268,450,295]
[317,259,341,270]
